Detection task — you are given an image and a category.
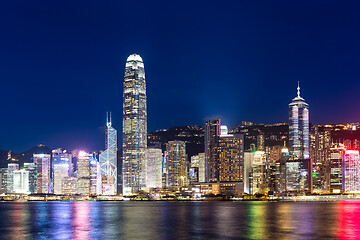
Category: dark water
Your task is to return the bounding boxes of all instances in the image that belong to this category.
[0,201,359,240]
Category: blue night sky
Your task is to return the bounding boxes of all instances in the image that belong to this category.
[1,1,360,152]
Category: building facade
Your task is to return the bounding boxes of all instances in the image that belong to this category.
[166,141,187,188]
[122,54,147,195]
[77,151,90,195]
[146,147,163,189]
[190,153,205,183]
[99,113,117,195]
[289,83,309,160]
[205,119,221,182]
[33,154,51,194]
[288,83,311,193]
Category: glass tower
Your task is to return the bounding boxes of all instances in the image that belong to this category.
[122,54,147,195]
[99,113,117,195]
[289,83,309,160]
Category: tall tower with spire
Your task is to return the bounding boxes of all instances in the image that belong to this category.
[122,54,147,195]
[99,112,118,195]
[289,82,309,160]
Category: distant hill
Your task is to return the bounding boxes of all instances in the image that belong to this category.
[1,144,52,168]
[148,126,204,159]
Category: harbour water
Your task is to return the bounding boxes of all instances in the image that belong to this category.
[0,201,359,239]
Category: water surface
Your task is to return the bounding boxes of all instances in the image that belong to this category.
[0,201,359,239]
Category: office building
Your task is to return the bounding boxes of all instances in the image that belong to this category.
[287,83,311,193]
[166,141,187,187]
[90,155,102,195]
[24,163,37,194]
[99,113,117,195]
[146,147,163,189]
[13,169,29,194]
[33,154,51,194]
[77,151,90,195]
[289,82,309,160]
[190,153,205,183]
[122,54,147,195]
[62,177,78,195]
[205,119,221,182]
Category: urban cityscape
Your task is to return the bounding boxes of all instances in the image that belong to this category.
[2,1,360,239]
[0,53,359,202]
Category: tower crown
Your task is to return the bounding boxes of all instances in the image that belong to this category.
[126,54,143,62]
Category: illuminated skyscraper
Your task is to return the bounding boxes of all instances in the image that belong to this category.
[218,127,244,182]
[342,149,360,193]
[166,141,188,187]
[77,151,90,195]
[52,149,71,194]
[205,120,244,184]
[289,82,309,160]
[205,119,221,182]
[146,147,163,189]
[24,163,37,193]
[33,154,51,194]
[13,169,29,194]
[90,155,102,195]
[122,54,147,195]
[287,83,312,193]
[99,113,117,195]
[191,153,205,182]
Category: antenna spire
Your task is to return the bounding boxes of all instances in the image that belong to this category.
[106,112,112,127]
[297,81,301,98]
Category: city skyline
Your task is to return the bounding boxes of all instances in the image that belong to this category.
[1,1,360,152]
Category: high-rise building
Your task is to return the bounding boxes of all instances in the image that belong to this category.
[99,113,117,195]
[62,177,78,195]
[287,83,311,193]
[190,153,205,183]
[289,82,310,160]
[205,119,221,182]
[342,149,360,193]
[52,149,73,177]
[311,126,331,193]
[329,144,345,193]
[77,151,90,195]
[13,169,29,194]
[33,154,51,194]
[0,168,13,194]
[166,141,187,187]
[218,129,244,182]
[205,120,244,186]
[251,151,269,194]
[122,54,147,195]
[53,160,70,195]
[244,151,255,194]
[24,163,37,194]
[90,155,102,195]
[146,147,163,189]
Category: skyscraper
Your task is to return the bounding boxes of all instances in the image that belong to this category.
[77,151,90,195]
[205,119,221,182]
[24,163,37,194]
[289,82,309,160]
[287,83,312,193]
[52,149,71,194]
[33,154,51,194]
[122,54,147,195]
[146,147,163,189]
[99,113,117,195]
[205,120,244,184]
[166,141,187,187]
[190,153,205,183]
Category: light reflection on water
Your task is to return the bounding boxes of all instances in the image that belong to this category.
[0,201,360,239]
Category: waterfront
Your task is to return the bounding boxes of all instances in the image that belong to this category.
[0,201,359,239]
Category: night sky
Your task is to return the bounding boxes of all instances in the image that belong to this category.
[1,1,360,152]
